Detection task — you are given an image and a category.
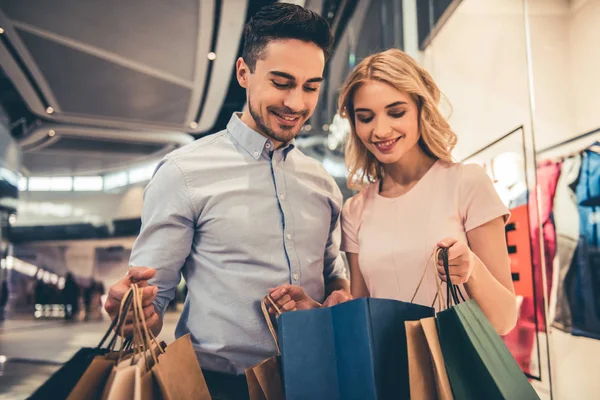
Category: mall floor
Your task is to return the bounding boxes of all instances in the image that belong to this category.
[0,310,598,399]
[0,311,179,400]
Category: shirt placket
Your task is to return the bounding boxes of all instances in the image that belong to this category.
[270,148,300,285]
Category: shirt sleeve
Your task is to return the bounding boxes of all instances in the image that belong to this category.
[341,196,361,254]
[323,185,348,284]
[458,163,510,232]
[129,157,196,318]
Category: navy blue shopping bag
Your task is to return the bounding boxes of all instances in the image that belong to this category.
[277,297,434,400]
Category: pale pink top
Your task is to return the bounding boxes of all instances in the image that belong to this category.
[341,160,510,310]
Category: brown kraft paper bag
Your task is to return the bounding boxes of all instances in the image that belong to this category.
[245,296,285,400]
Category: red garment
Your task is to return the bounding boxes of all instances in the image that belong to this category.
[529,160,562,330]
[503,160,562,376]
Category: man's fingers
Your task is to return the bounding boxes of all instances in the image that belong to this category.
[105,284,130,315]
[270,287,289,301]
[281,300,297,312]
[142,286,158,307]
[128,267,156,283]
[124,305,156,324]
[119,312,159,338]
[276,294,292,307]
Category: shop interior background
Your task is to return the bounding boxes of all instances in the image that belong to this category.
[0,0,599,399]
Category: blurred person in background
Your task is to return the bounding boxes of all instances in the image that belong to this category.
[62,272,79,321]
[0,279,8,321]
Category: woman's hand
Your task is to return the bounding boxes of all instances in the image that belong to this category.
[436,238,479,284]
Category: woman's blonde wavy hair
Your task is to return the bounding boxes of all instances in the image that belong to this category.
[338,49,457,190]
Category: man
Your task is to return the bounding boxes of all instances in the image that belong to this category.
[104,3,351,399]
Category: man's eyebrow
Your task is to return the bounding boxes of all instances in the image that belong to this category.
[269,71,324,83]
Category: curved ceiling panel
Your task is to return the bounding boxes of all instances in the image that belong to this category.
[19,124,193,176]
[0,0,255,135]
[1,0,199,81]
[197,1,250,131]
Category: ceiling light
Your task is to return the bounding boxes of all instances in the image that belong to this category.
[8,214,16,225]
[304,125,312,132]
[48,129,56,137]
[322,124,329,132]
[0,28,5,35]
[46,107,54,114]
[207,52,216,60]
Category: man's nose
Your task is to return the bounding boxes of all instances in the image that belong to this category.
[283,88,304,113]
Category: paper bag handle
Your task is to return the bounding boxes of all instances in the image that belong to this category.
[411,248,446,309]
[439,247,466,308]
[261,295,282,355]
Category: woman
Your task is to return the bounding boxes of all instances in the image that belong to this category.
[338,49,517,334]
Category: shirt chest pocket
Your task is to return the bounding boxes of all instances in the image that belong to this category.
[292,194,333,264]
[199,197,284,251]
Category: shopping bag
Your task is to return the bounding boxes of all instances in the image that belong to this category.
[405,249,453,400]
[277,296,434,400]
[245,296,285,400]
[152,334,212,400]
[95,284,211,400]
[100,285,158,400]
[67,356,115,400]
[27,347,111,400]
[405,317,453,400]
[29,288,135,400]
[435,247,540,399]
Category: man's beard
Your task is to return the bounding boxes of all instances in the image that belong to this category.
[248,99,306,144]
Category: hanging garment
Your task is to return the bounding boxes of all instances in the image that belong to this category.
[550,154,581,332]
[527,160,562,331]
[503,160,561,377]
[572,149,600,339]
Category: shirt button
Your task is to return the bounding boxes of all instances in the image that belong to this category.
[265,143,271,149]
[286,233,292,240]
[279,193,285,200]
[293,274,299,281]
[253,151,259,157]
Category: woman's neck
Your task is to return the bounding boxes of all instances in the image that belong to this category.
[382,146,437,188]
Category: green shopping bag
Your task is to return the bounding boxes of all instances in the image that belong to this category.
[435,247,540,400]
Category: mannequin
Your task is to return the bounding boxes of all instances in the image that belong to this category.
[492,152,528,208]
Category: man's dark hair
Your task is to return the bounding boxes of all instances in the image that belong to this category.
[242,3,333,72]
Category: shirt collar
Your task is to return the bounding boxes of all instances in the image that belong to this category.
[227,113,296,161]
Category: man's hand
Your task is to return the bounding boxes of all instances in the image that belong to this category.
[322,289,353,308]
[268,284,321,314]
[104,267,160,337]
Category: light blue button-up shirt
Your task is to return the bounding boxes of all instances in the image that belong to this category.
[129,113,346,375]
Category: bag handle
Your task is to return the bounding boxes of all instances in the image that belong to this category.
[131,284,164,368]
[261,295,282,355]
[411,247,446,309]
[98,286,134,351]
[439,247,466,309]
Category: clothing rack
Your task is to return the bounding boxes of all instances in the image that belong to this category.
[461,126,600,163]
[459,125,525,163]
[537,127,600,156]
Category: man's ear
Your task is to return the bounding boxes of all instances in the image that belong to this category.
[236,57,250,89]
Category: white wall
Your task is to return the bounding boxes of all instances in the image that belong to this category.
[422,0,532,161]
[424,0,600,159]
[568,0,600,136]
